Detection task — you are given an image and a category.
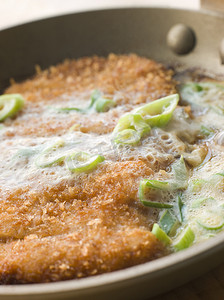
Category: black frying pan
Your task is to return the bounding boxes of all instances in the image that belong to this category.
[0,7,224,300]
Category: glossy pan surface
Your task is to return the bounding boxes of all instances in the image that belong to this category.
[0,7,224,300]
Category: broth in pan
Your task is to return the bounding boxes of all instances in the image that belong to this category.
[0,54,223,283]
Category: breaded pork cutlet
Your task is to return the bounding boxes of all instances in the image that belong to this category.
[0,54,178,283]
[4,54,176,137]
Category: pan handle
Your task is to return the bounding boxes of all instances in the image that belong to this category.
[201,0,224,13]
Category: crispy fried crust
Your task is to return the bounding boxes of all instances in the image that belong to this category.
[5,54,176,137]
[0,54,176,283]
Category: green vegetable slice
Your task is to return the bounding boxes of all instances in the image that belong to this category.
[35,139,66,168]
[138,158,188,214]
[56,107,84,113]
[113,113,151,135]
[191,197,215,209]
[194,198,224,231]
[113,113,151,145]
[90,89,116,112]
[113,129,141,145]
[170,156,188,190]
[152,223,172,246]
[139,179,170,201]
[54,90,115,114]
[140,179,170,192]
[197,220,224,231]
[173,226,195,251]
[177,195,185,222]
[89,89,101,107]
[140,200,173,209]
[95,97,116,112]
[189,178,207,192]
[14,147,39,159]
[139,179,169,198]
[200,125,214,137]
[113,94,178,145]
[138,157,188,212]
[179,82,224,115]
[179,82,204,105]
[0,94,25,121]
[214,172,224,177]
[191,83,203,92]
[65,152,105,173]
[139,179,172,208]
[134,94,179,127]
[159,210,179,235]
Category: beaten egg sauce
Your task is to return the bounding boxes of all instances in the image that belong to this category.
[0,54,223,283]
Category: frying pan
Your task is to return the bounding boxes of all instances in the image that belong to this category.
[0,6,224,300]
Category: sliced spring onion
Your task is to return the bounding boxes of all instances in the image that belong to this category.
[177,195,185,223]
[179,82,224,114]
[173,226,195,251]
[56,107,84,113]
[197,220,224,231]
[134,94,179,127]
[170,156,188,190]
[13,147,39,159]
[90,89,102,107]
[131,114,151,136]
[139,179,169,200]
[138,179,148,202]
[138,158,188,212]
[113,113,151,135]
[0,94,25,121]
[113,113,151,145]
[151,223,172,246]
[179,82,207,105]
[139,179,171,207]
[65,152,105,173]
[179,82,218,113]
[113,129,141,145]
[179,83,203,103]
[139,159,188,212]
[214,172,224,177]
[159,210,179,235]
[55,90,115,114]
[35,139,66,168]
[191,83,203,92]
[200,125,214,137]
[69,124,80,132]
[95,97,116,112]
[141,179,170,191]
[191,197,215,209]
[113,94,178,145]
[189,178,207,192]
[90,89,116,112]
[141,200,173,209]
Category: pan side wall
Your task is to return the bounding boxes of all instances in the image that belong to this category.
[0,8,224,91]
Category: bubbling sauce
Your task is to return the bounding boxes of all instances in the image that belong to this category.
[0,54,224,283]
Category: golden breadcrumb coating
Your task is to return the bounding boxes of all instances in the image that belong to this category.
[0,54,177,283]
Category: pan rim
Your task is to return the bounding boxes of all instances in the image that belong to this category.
[0,6,224,33]
[1,6,224,297]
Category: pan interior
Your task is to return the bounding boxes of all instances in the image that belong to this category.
[1,7,224,300]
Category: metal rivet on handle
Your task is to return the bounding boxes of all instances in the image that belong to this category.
[167,24,196,55]
[219,39,224,64]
